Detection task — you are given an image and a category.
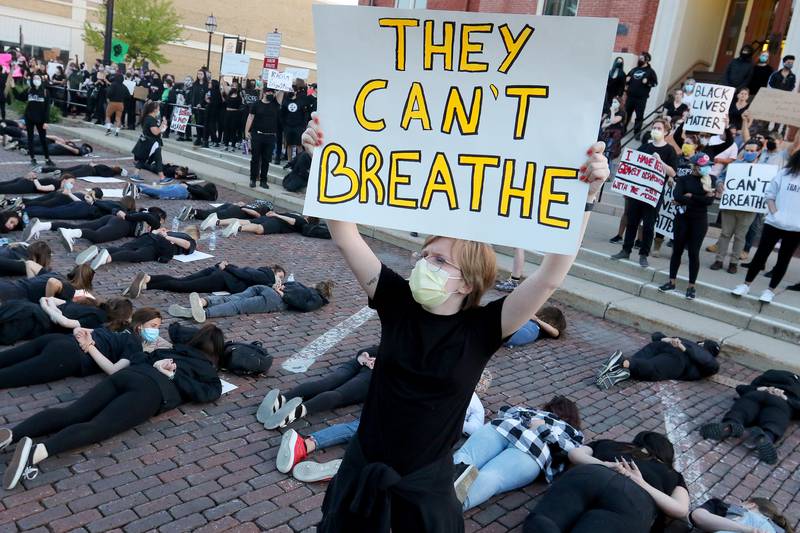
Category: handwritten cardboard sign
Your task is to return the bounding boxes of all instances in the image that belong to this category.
[720,163,778,213]
[611,148,666,208]
[170,106,191,134]
[264,69,293,91]
[221,53,251,77]
[303,5,615,254]
[654,182,675,238]
[748,87,800,127]
[684,83,735,135]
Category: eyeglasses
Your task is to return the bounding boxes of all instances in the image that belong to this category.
[412,251,461,273]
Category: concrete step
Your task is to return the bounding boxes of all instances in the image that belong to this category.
[48,118,800,373]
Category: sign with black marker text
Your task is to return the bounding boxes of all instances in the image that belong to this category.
[684,83,735,135]
[720,163,778,213]
[303,5,616,254]
[611,148,666,208]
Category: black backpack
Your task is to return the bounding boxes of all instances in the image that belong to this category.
[221,341,272,376]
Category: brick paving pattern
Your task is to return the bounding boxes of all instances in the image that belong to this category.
[0,144,798,532]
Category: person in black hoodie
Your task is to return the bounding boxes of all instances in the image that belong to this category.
[595,331,720,389]
[245,87,280,188]
[122,262,285,298]
[222,80,243,151]
[624,52,658,139]
[700,370,800,464]
[105,74,128,136]
[605,56,626,110]
[281,86,308,162]
[749,51,773,96]
[203,79,223,147]
[189,70,208,146]
[722,45,754,89]
[12,73,53,167]
[1,324,224,490]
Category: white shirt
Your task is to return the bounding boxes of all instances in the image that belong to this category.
[123,79,136,95]
[760,148,789,169]
[709,137,739,177]
[765,169,800,232]
[463,393,485,436]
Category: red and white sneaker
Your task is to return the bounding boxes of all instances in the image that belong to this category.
[277,429,307,474]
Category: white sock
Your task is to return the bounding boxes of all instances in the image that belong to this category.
[74,229,82,238]
[41,221,52,231]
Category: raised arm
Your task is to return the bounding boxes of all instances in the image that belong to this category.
[500,143,609,337]
[302,113,381,298]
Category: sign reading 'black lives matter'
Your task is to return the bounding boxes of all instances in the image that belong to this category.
[303,6,616,254]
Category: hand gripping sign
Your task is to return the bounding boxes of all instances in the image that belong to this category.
[303,6,615,254]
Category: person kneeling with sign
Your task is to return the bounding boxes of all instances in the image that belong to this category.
[303,113,610,532]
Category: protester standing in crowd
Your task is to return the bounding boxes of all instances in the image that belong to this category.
[625,52,658,140]
[750,50,773,95]
[281,85,308,162]
[122,72,136,130]
[244,87,280,189]
[0,65,8,122]
[222,81,243,151]
[605,57,626,110]
[202,79,223,148]
[662,88,688,122]
[682,77,697,108]
[104,72,127,137]
[723,45,754,88]
[728,87,750,130]
[13,72,54,167]
[768,55,796,91]
[190,70,207,146]
[611,118,677,267]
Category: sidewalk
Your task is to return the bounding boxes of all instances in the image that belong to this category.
[48,117,800,371]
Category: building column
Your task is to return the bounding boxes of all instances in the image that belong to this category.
[783,0,800,60]
[645,0,688,114]
[70,0,88,61]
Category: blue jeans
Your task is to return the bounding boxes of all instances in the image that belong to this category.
[204,285,286,317]
[310,419,360,450]
[504,320,540,347]
[452,423,541,510]
[139,184,189,199]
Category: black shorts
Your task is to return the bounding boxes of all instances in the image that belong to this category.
[284,126,303,145]
[251,216,296,235]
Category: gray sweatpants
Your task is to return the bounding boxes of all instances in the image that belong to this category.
[205,285,287,317]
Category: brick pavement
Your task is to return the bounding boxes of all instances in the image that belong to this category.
[0,143,798,532]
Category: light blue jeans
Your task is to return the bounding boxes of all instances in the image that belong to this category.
[452,423,541,510]
[205,285,286,317]
[504,320,540,347]
[139,184,189,199]
[310,419,360,449]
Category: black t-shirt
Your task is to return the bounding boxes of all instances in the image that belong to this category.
[167,231,196,256]
[142,115,160,141]
[91,328,141,360]
[23,274,74,302]
[281,96,307,128]
[225,91,242,109]
[663,101,688,120]
[589,440,687,495]
[728,101,750,130]
[60,302,107,329]
[358,264,506,474]
[249,100,280,134]
[638,142,678,187]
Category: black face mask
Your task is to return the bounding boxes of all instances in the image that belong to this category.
[767,140,777,151]
[637,59,645,67]
[264,94,274,102]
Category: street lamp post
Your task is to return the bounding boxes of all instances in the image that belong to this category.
[205,14,217,70]
[103,0,115,65]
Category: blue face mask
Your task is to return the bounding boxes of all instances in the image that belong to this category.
[141,327,159,343]
[698,166,712,176]
[743,151,758,162]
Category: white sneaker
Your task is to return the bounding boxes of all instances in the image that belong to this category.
[120,168,128,177]
[189,292,207,323]
[75,245,99,265]
[731,284,750,297]
[222,220,240,238]
[22,218,47,242]
[200,213,218,231]
[90,249,110,271]
[759,289,775,304]
[58,227,78,252]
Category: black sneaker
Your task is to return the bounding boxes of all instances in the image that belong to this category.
[45,159,54,167]
[3,437,38,490]
[597,368,630,390]
[263,397,305,430]
[609,235,622,244]
[699,421,744,441]
[610,251,630,260]
[249,179,257,188]
[453,463,478,504]
[259,179,269,189]
[745,428,778,464]
[634,239,642,249]
[685,287,696,300]
[638,256,649,268]
[658,282,675,292]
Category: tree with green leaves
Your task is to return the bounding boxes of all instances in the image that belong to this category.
[83,0,183,67]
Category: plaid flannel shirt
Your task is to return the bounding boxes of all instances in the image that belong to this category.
[490,406,584,483]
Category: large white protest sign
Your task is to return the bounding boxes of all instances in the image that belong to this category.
[221,53,251,77]
[265,69,293,91]
[720,163,778,213]
[684,83,735,135]
[304,6,615,254]
[171,106,191,134]
[655,182,675,238]
[611,148,667,208]
[285,67,310,80]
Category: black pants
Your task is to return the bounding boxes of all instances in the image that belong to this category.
[669,214,707,283]
[0,334,85,389]
[524,464,656,533]
[193,109,205,141]
[194,205,248,221]
[0,97,5,121]
[52,215,130,243]
[124,96,136,129]
[26,202,100,221]
[24,192,70,208]
[251,133,275,182]
[204,108,220,143]
[623,200,657,257]
[143,146,164,175]
[222,110,240,146]
[723,390,791,441]
[40,164,115,177]
[286,359,371,415]
[0,258,27,277]
[11,368,162,455]
[25,121,49,160]
[745,223,800,289]
[628,350,685,381]
[108,242,159,263]
[148,267,229,293]
[624,96,648,135]
[0,178,38,194]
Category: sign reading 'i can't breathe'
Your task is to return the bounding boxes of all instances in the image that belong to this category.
[303,5,616,254]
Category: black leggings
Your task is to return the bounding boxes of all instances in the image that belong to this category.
[26,121,49,160]
[222,110,240,146]
[628,351,686,381]
[108,243,159,263]
[40,164,116,177]
[0,178,38,194]
[0,334,86,389]
[623,200,657,257]
[723,390,792,442]
[194,204,247,220]
[11,368,162,455]
[148,267,229,293]
[0,258,27,276]
[524,464,656,533]
[24,192,70,208]
[669,214,707,283]
[745,223,800,289]
[53,215,130,243]
[286,359,371,415]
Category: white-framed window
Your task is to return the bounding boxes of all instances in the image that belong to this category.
[543,0,579,16]
[395,0,427,7]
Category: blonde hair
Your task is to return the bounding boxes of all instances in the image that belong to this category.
[423,236,497,309]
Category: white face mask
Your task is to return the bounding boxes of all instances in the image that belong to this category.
[408,258,461,309]
[650,129,665,142]
[32,78,42,88]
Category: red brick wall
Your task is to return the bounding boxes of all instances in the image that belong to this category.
[358,0,657,53]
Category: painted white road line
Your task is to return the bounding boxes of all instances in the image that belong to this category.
[281,306,376,373]
[658,381,709,501]
[0,156,134,166]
